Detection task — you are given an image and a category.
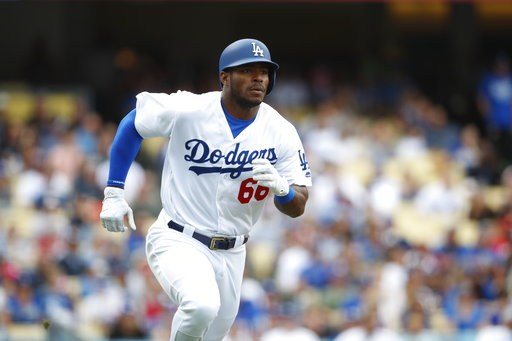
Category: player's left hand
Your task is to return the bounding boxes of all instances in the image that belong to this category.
[252,158,289,196]
[100,187,136,232]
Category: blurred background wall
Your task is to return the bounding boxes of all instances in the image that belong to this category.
[1,1,511,123]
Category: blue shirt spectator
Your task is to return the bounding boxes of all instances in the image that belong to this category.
[7,283,45,323]
[478,54,512,131]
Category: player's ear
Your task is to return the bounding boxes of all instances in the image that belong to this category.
[220,71,229,89]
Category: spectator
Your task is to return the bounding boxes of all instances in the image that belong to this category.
[6,281,45,323]
[377,246,408,330]
[475,324,512,341]
[47,129,85,182]
[412,156,468,216]
[235,276,269,335]
[422,104,460,153]
[444,283,486,332]
[333,309,404,341]
[477,53,512,166]
[300,249,336,290]
[108,312,148,340]
[260,301,320,341]
[74,111,102,158]
[453,124,487,181]
[274,228,313,295]
[57,238,88,277]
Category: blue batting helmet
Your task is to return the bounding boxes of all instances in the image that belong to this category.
[219,38,279,94]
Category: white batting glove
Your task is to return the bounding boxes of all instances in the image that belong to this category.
[252,159,289,196]
[100,187,136,232]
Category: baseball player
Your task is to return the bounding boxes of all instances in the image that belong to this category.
[100,38,312,341]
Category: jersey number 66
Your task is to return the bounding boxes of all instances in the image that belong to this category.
[238,178,270,204]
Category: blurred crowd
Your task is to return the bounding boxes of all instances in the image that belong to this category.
[1,51,512,341]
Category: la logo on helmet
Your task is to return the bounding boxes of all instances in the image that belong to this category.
[251,43,264,57]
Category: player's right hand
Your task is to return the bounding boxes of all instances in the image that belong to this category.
[100,187,136,232]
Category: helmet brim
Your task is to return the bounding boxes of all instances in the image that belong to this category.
[220,58,279,72]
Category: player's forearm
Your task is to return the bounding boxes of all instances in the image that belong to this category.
[274,185,308,218]
[107,109,144,188]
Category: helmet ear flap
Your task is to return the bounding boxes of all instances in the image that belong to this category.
[267,70,276,95]
[219,38,279,94]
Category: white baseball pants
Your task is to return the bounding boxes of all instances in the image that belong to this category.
[146,210,246,341]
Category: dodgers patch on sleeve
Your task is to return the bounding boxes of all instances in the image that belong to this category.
[298,150,311,178]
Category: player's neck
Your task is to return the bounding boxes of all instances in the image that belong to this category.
[221,96,260,120]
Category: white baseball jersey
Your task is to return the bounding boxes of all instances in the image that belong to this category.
[135,90,312,237]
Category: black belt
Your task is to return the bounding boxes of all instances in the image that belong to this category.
[167,220,249,250]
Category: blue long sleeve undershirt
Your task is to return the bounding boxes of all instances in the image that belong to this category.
[107,109,143,188]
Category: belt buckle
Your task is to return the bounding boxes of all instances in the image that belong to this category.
[209,237,226,250]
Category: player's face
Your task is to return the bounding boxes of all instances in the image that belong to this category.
[224,63,269,107]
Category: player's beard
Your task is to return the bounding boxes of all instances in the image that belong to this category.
[232,87,264,109]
